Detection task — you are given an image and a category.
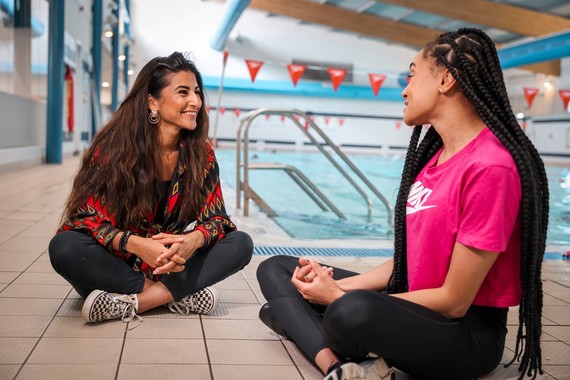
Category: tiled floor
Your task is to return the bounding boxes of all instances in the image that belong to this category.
[0,157,568,380]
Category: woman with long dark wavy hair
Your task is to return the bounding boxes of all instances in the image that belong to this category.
[256,29,547,380]
[49,52,253,326]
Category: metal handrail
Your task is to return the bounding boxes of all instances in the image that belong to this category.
[236,108,393,227]
[247,163,346,219]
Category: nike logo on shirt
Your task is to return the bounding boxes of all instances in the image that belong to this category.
[407,181,437,214]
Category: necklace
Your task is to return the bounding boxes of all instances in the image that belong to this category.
[163,147,178,161]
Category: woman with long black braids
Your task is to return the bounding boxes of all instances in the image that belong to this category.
[256,28,548,380]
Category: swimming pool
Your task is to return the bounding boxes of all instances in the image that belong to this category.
[216,149,570,246]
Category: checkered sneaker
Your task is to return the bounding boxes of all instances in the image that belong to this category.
[82,289,142,327]
[324,358,395,380]
[167,286,220,315]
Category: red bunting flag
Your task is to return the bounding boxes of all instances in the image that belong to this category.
[396,121,402,129]
[324,116,331,126]
[219,107,226,115]
[523,87,539,108]
[245,59,264,83]
[223,50,229,65]
[559,89,570,111]
[327,68,347,92]
[338,117,345,127]
[287,64,306,87]
[280,115,286,123]
[265,114,271,121]
[368,73,386,96]
[233,108,241,117]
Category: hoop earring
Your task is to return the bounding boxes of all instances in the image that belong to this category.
[149,110,160,124]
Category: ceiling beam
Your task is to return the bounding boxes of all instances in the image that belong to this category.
[378,0,570,37]
[249,0,442,48]
[519,60,560,77]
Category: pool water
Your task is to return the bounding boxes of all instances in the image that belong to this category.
[216,149,570,246]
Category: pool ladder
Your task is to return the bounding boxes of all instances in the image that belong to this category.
[235,109,393,227]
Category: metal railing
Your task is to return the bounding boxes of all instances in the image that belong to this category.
[236,108,393,226]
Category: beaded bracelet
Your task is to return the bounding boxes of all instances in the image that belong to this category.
[119,230,132,255]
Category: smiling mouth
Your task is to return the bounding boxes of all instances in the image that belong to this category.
[182,111,198,116]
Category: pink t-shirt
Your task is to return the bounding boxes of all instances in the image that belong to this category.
[406,127,522,308]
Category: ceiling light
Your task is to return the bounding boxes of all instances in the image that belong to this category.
[104,30,113,38]
[102,81,110,88]
[127,69,134,76]
[516,112,524,119]
[118,54,126,61]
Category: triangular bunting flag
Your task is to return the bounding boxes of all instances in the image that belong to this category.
[245,59,264,83]
[523,87,539,108]
[324,116,330,126]
[219,107,226,115]
[280,115,286,123]
[327,68,347,92]
[559,89,570,111]
[265,114,271,121]
[368,73,386,96]
[287,64,306,87]
[233,108,241,117]
[338,117,345,127]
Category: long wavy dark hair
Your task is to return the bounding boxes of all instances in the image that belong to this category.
[63,52,210,230]
[386,29,549,379]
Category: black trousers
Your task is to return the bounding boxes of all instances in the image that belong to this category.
[257,255,508,380]
[49,230,253,301]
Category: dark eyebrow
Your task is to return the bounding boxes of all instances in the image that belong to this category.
[175,85,190,91]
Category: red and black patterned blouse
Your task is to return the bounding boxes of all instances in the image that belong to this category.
[59,142,237,279]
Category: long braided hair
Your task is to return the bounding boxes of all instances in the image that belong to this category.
[386,28,549,379]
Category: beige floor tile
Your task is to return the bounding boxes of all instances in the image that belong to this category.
[0,365,20,380]
[212,364,303,379]
[543,282,570,303]
[126,317,202,339]
[282,340,314,367]
[543,293,570,306]
[542,326,570,342]
[542,366,570,380]
[216,276,251,290]
[0,237,49,254]
[542,341,570,365]
[44,316,126,338]
[203,319,279,340]
[55,298,83,317]
[17,364,116,380]
[542,305,570,325]
[121,338,207,364]
[27,337,123,364]
[202,303,259,320]
[0,221,35,238]
[0,272,19,283]
[0,338,38,364]
[219,289,259,304]
[118,364,210,380]
[142,307,199,319]
[0,298,63,316]
[18,224,58,239]
[2,211,50,222]
[0,316,51,338]
[297,365,324,380]
[12,272,68,286]
[207,339,292,365]
[24,260,54,273]
[0,284,70,299]
[0,254,41,272]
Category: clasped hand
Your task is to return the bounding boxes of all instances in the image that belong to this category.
[291,258,345,305]
[134,232,202,275]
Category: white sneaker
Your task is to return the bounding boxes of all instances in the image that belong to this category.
[167,287,220,315]
[324,358,395,380]
[82,289,142,326]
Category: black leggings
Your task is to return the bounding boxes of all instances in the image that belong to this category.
[257,255,508,380]
[49,230,253,301]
